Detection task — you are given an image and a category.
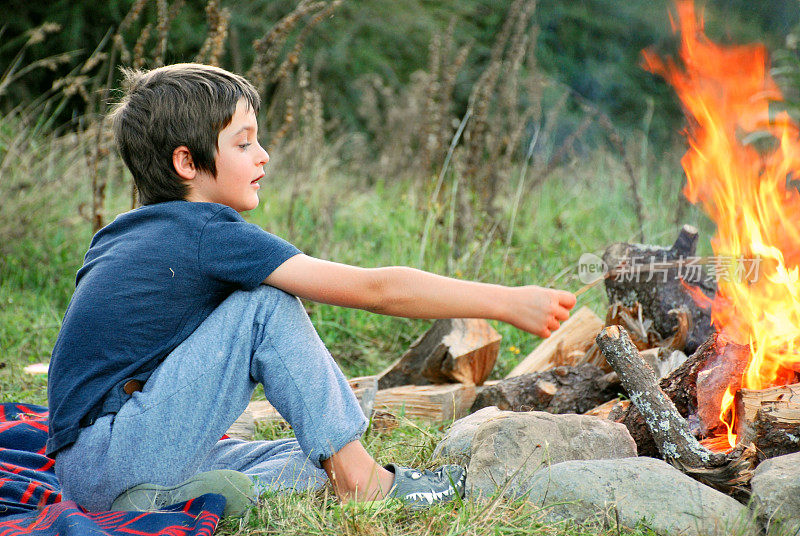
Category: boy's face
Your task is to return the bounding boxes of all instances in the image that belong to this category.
[190,99,268,212]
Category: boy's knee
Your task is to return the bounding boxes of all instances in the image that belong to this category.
[225,284,305,322]
[249,284,301,309]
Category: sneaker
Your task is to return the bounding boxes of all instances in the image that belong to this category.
[384,463,466,508]
[110,469,257,517]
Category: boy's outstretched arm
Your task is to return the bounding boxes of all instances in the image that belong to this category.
[264,254,576,338]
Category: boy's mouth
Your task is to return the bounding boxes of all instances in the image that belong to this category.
[251,175,264,185]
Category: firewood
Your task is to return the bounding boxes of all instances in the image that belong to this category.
[373,384,476,422]
[640,348,689,380]
[506,306,604,377]
[753,404,800,459]
[580,342,612,372]
[225,409,255,440]
[23,363,49,375]
[596,325,756,495]
[618,333,721,457]
[348,375,379,418]
[605,302,690,352]
[378,319,500,389]
[696,339,750,435]
[471,364,620,414]
[603,224,716,354]
[245,399,281,427]
[735,383,800,459]
[584,398,630,419]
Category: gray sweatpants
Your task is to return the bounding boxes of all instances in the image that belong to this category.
[54,284,368,511]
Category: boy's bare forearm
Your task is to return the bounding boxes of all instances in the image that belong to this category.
[367,266,510,322]
[265,255,576,338]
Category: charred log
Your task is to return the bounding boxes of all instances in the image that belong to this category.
[695,338,750,435]
[471,363,620,414]
[603,224,716,354]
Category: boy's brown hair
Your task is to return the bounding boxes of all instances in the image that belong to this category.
[109,63,261,205]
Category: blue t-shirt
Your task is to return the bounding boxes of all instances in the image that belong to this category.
[46,201,301,456]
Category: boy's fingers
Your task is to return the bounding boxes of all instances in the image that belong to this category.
[559,291,577,309]
[554,308,570,321]
[539,328,551,338]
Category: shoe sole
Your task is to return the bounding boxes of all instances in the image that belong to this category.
[110,469,256,517]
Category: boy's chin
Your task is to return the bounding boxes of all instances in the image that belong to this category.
[238,196,260,212]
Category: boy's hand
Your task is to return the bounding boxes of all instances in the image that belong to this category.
[501,286,576,338]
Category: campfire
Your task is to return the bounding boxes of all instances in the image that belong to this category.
[642,0,800,451]
[595,0,800,495]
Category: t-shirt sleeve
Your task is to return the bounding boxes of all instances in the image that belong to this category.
[198,207,301,290]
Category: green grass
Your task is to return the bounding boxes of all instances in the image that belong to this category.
[0,133,715,535]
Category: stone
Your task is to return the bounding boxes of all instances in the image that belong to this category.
[525,457,753,536]
[750,451,800,535]
[432,406,504,464]
[465,411,637,498]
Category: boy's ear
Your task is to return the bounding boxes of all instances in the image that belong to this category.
[172,146,198,181]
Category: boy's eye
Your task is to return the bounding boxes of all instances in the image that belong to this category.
[238,143,251,150]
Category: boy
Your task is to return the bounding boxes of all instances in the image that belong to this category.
[47,63,576,515]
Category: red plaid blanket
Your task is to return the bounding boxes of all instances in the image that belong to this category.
[0,403,225,535]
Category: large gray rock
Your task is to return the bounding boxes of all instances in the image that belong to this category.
[750,452,800,534]
[526,457,753,536]
[466,411,636,498]
[432,406,504,464]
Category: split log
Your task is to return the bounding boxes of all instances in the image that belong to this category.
[640,348,688,380]
[696,339,750,435]
[506,306,604,377]
[244,399,281,427]
[471,363,620,414]
[378,319,500,389]
[736,383,800,459]
[349,375,379,418]
[584,398,630,420]
[23,363,49,375]
[373,384,476,422]
[753,404,800,459]
[618,332,721,457]
[596,325,755,495]
[603,224,716,354]
[580,342,612,372]
[605,302,690,352]
[225,410,255,440]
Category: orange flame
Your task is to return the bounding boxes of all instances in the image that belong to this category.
[679,277,713,308]
[644,1,800,448]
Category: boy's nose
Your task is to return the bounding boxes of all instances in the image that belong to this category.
[257,145,269,166]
